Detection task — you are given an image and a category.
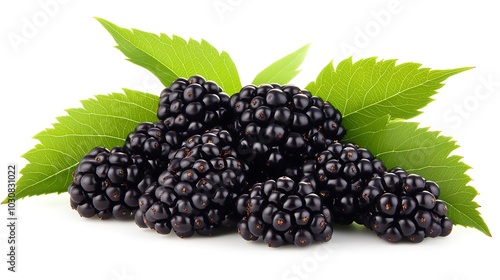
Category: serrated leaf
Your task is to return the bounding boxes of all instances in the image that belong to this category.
[345,117,491,236]
[252,44,310,86]
[96,17,242,94]
[306,57,472,128]
[305,57,489,234]
[3,89,158,203]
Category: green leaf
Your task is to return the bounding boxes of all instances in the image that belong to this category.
[306,57,472,128]
[252,44,310,86]
[307,57,488,235]
[345,117,491,236]
[3,89,158,203]
[96,17,242,94]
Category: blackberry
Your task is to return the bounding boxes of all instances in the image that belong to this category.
[360,168,453,243]
[134,129,250,237]
[236,176,333,247]
[123,121,182,172]
[229,84,345,181]
[68,147,155,220]
[303,142,387,225]
[157,75,232,137]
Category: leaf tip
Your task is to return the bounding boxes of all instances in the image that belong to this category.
[477,224,493,237]
[455,66,475,73]
[94,16,108,25]
[94,17,121,33]
[301,43,312,51]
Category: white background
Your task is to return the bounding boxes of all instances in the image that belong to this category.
[1,1,499,279]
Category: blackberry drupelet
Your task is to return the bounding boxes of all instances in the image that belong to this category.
[236,176,333,247]
[134,129,250,237]
[157,75,232,138]
[123,121,182,172]
[360,168,453,243]
[303,142,387,225]
[229,84,346,181]
[68,146,155,220]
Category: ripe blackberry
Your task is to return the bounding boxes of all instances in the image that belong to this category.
[123,121,182,172]
[360,168,453,243]
[229,84,345,181]
[68,147,155,220]
[236,176,333,247]
[157,75,232,137]
[134,129,250,237]
[303,142,387,225]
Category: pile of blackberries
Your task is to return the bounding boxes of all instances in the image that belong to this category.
[68,75,453,247]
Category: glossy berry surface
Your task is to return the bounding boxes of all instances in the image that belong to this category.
[236,176,333,247]
[303,142,387,225]
[123,121,182,172]
[157,75,231,138]
[134,129,250,237]
[68,146,154,220]
[360,168,453,243]
[229,84,345,181]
